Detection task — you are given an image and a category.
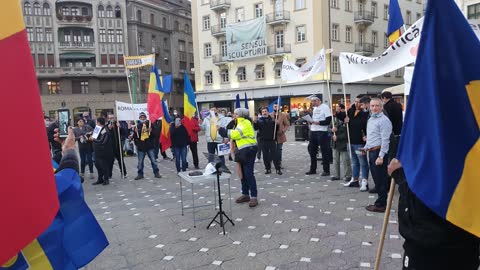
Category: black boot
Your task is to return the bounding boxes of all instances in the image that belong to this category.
[276,169,283,175]
[102,179,109,185]
[92,179,103,185]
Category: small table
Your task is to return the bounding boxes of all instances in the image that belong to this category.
[177,171,233,228]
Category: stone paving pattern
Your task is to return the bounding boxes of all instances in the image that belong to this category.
[83,130,404,270]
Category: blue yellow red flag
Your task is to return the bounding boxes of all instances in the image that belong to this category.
[183,71,197,138]
[147,65,164,121]
[387,0,404,44]
[397,0,480,236]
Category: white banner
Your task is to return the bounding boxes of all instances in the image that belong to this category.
[339,17,424,84]
[124,54,155,69]
[115,101,149,121]
[226,17,267,60]
[281,49,327,82]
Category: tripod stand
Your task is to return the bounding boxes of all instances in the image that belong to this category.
[207,163,234,235]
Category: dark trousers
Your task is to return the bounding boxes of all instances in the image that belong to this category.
[207,142,225,164]
[79,147,93,174]
[256,140,263,159]
[368,149,389,207]
[308,131,331,173]
[261,140,279,170]
[189,141,199,167]
[152,136,160,159]
[275,143,283,166]
[240,151,257,198]
[110,148,126,177]
[95,156,110,183]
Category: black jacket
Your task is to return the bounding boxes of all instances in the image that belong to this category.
[253,116,278,142]
[383,99,403,135]
[107,121,128,152]
[347,106,368,145]
[170,124,190,147]
[133,121,154,152]
[93,127,113,159]
[151,120,162,138]
[48,122,63,163]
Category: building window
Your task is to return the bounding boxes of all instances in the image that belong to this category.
[295,0,306,10]
[81,7,88,16]
[108,29,114,43]
[184,24,190,33]
[71,6,79,16]
[99,29,106,42]
[255,64,265,79]
[203,16,210,30]
[345,26,352,43]
[179,40,186,52]
[220,12,227,28]
[98,5,104,17]
[83,34,91,43]
[45,28,53,42]
[384,33,389,48]
[395,69,402,77]
[384,72,391,77]
[109,54,116,65]
[205,71,213,85]
[47,81,60,94]
[332,24,339,41]
[138,32,143,46]
[275,68,281,78]
[36,28,43,42]
[137,10,142,22]
[296,26,306,42]
[372,31,378,47]
[417,12,422,21]
[204,43,212,57]
[118,55,124,65]
[384,4,388,20]
[468,4,480,19]
[220,41,227,57]
[150,13,155,25]
[174,21,180,31]
[43,3,50,16]
[274,62,282,78]
[332,56,339,73]
[47,54,54,67]
[162,17,167,28]
[345,0,352,11]
[38,54,45,67]
[116,30,123,43]
[276,30,284,48]
[101,54,108,65]
[163,37,169,49]
[24,2,31,15]
[221,69,229,83]
[33,2,41,15]
[236,7,245,22]
[106,6,113,18]
[237,67,246,81]
[372,2,378,17]
[62,6,69,16]
[331,0,339,9]
[255,3,263,18]
[115,6,121,18]
[81,81,89,94]
[406,10,412,25]
[63,30,71,42]
[27,27,34,41]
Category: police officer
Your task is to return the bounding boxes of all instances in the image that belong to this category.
[218,108,259,207]
[306,94,332,176]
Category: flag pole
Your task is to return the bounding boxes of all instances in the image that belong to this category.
[325,49,335,128]
[273,83,282,140]
[342,83,353,162]
[114,105,126,179]
[374,178,396,270]
[124,62,139,137]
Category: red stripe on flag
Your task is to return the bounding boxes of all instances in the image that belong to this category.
[0,30,59,264]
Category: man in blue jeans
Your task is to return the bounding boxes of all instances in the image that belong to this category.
[362,98,392,213]
[131,112,161,180]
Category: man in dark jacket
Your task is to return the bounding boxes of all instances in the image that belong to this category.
[170,117,190,173]
[331,104,351,181]
[388,158,480,270]
[254,107,281,175]
[48,119,63,164]
[131,112,161,180]
[91,117,113,186]
[107,113,127,178]
[381,91,403,136]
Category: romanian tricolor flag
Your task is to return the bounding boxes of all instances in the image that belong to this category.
[0,1,59,265]
[387,0,404,44]
[398,0,480,236]
[182,72,197,139]
[160,99,172,152]
[147,65,164,121]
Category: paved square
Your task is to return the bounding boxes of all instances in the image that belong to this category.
[83,131,404,270]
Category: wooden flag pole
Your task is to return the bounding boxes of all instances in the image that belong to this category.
[341,83,353,162]
[374,178,396,270]
[124,65,139,137]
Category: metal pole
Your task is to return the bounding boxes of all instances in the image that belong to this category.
[342,83,353,161]
[374,179,396,270]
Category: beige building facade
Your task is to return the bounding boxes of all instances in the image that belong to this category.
[192,0,425,114]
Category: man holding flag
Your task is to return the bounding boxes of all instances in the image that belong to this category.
[389,0,480,268]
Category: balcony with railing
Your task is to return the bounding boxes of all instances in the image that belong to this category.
[59,41,94,50]
[210,0,230,11]
[56,3,93,24]
[267,44,291,57]
[211,25,226,37]
[266,11,291,25]
[354,43,374,56]
[354,11,374,27]
[212,54,229,65]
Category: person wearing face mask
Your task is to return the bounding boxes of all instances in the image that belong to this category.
[130,112,161,180]
[344,96,369,190]
[362,98,392,213]
[331,104,351,181]
[199,107,227,164]
[170,116,190,173]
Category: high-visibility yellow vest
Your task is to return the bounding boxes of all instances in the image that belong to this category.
[227,117,257,149]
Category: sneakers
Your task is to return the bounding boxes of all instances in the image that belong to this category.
[305,171,316,175]
[235,195,250,204]
[249,198,258,208]
[134,175,144,180]
[154,173,162,178]
[366,204,386,213]
[92,180,103,185]
[330,176,341,181]
[360,179,369,192]
[344,179,360,187]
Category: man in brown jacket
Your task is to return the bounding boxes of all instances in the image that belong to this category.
[272,102,290,169]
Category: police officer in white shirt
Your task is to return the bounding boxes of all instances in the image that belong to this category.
[306,94,332,176]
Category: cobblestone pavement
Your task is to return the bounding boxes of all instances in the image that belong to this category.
[83,130,404,270]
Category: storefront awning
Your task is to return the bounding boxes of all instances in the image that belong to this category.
[235,66,245,75]
[382,84,405,95]
[273,62,282,70]
[254,64,264,72]
[59,52,95,59]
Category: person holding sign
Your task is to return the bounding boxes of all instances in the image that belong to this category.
[131,112,161,180]
[90,118,113,186]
